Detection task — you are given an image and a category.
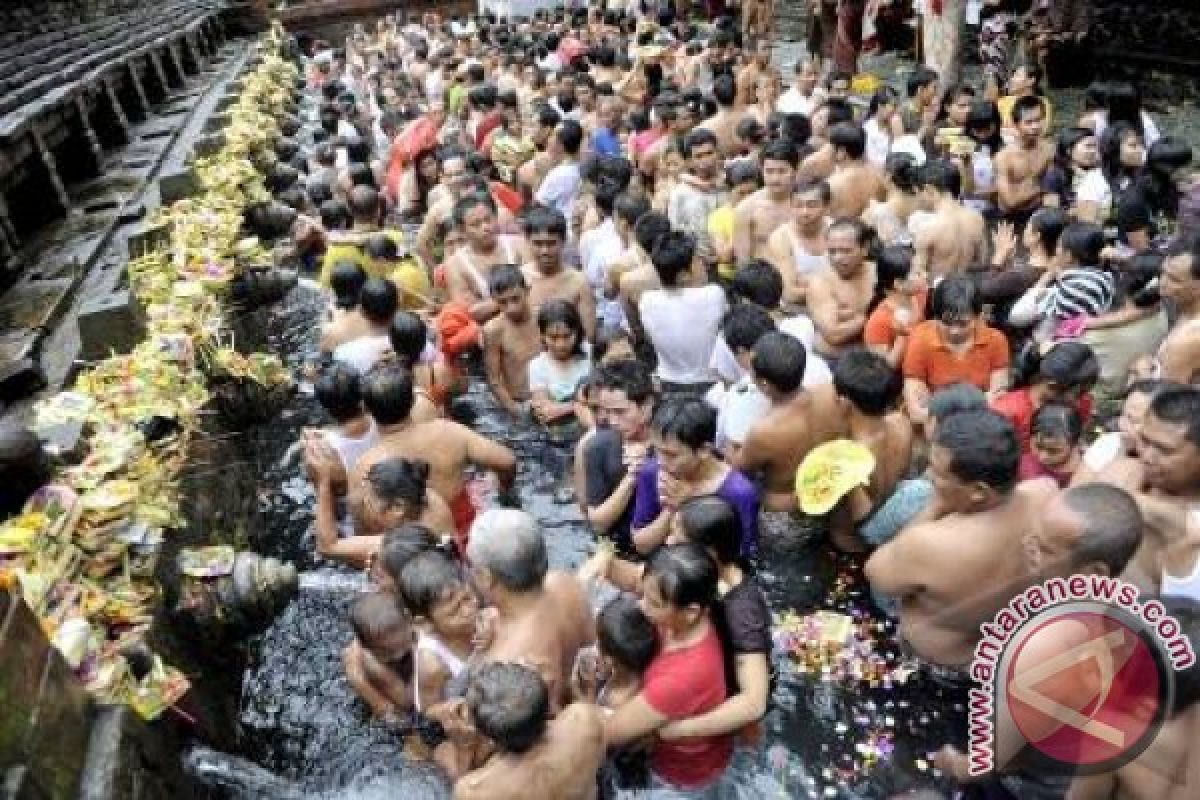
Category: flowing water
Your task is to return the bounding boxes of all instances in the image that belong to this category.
[184,284,963,799]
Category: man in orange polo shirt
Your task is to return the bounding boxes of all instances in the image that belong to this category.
[903,276,1010,434]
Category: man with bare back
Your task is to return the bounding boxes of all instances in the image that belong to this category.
[826,122,887,218]
[695,75,743,160]
[735,41,772,109]
[444,193,528,324]
[467,510,595,711]
[995,95,1054,229]
[350,365,518,554]
[735,333,845,511]
[807,217,877,362]
[1156,233,1200,384]
[734,139,800,263]
[521,206,596,340]
[865,410,1059,668]
[911,158,988,280]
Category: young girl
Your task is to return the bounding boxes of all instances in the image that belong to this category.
[864,246,927,369]
[1019,403,1085,487]
[397,549,479,713]
[343,592,414,723]
[528,299,591,432]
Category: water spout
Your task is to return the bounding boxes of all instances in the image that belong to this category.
[297,569,369,594]
[184,746,305,799]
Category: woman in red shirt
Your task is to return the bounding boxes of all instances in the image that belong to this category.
[603,543,734,793]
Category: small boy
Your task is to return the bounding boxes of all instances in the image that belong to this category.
[343,592,414,722]
[482,265,542,415]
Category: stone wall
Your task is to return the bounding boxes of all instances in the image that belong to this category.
[1092,0,1200,73]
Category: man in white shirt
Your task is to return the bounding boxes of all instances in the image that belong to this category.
[535,119,584,222]
[776,58,825,117]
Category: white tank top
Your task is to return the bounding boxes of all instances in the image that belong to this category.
[412,631,468,711]
[786,226,829,278]
[323,421,380,477]
[460,237,519,300]
[333,334,392,375]
[1161,509,1200,603]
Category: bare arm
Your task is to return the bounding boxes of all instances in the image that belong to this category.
[462,424,517,490]
[765,231,803,305]
[343,643,404,718]
[315,481,376,568]
[864,526,923,597]
[808,277,865,346]
[587,471,639,536]
[632,509,674,555]
[603,693,669,748]
[483,326,522,415]
[658,652,769,739]
[732,200,756,264]
[577,280,598,342]
[1158,334,1200,384]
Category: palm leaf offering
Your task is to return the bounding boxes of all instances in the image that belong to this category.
[4,26,298,720]
[795,440,877,516]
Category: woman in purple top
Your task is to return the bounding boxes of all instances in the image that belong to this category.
[631,396,761,558]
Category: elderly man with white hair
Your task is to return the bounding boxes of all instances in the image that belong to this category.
[466,509,595,711]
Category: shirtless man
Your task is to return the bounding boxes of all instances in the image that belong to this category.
[414,148,472,269]
[735,332,845,510]
[831,349,916,552]
[350,365,517,552]
[517,104,563,203]
[444,193,528,324]
[911,158,988,279]
[825,123,887,218]
[765,178,831,308]
[438,663,605,800]
[995,95,1054,227]
[521,206,596,340]
[865,410,1059,667]
[733,139,799,263]
[614,211,672,341]
[466,510,595,710]
[799,99,855,182]
[1156,233,1200,384]
[695,74,743,160]
[1134,388,1200,596]
[742,0,773,46]
[807,217,877,361]
[735,40,772,109]
[483,265,542,416]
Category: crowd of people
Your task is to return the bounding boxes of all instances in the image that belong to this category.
[251,3,1200,798]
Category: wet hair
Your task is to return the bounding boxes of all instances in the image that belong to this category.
[677,495,741,566]
[557,119,584,156]
[1028,208,1069,255]
[884,153,920,193]
[523,205,568,239]
[760,137,800,168]
[348,163,376,189]
[735,116,766,145]
[377,523,439,588]
[349,592,411,657]
[1011,94,1046,123]
[359,278,399,325]
[365,457,430,514]
[1104,81,1146,138]
[920,158,962,198]
[467,510,549,592]
[1061,484,1143,577]
[906,66,939,98]
[398,549,466,619]
[871,246,913,309]
[1148,386,1200,448]
[645,542,719,610]
[731,258,783,309]
[389,311,428,367]
[935,410,1021,492]
[365,234,400,263]
[593,358,655,407]
[592,326,633,364]
[349,185,381,222]
[682,127,719,158]
[650,230,695,287]
[1059,222,1107,267]
[362,363,415,425]
[722,303,776,354]
[1054,127,1095,171]
[1036,341,1100,389]
[821,98,855,128]
[536,299,586,357]
[965,100,1004,152]
[776,113,812,147]
[928,383,988,422]
[1165,231,1200,278]
[1100,122,1142,187]
[930,275,982,319]
[828,216,873,248]
[453,192,499,228]
[1141,137,1194,218]
[834,348,903,416]
[712,74,736,107]
[752,331,807,394]
[329,261,368,310]
[829,123,866,160]
[794,177,832,205]
[467,662,548,754]
[1031,402,1084,445]
[615,191,652,228]
[320,199,352,231]
[596,595,659,673]
[867,85,899,120]
[651,396,716,451]
[488,263,527,296]
[315,362,363,422]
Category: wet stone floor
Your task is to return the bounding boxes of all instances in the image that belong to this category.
[198,284,964,799]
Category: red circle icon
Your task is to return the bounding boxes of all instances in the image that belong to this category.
[1004,608,1167,769]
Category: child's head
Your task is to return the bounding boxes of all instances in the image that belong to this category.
[592,326,634,365]
[596,594,659,676]
[674,495,741,566]
[389,311,428,367]
[315,362,364,423]
[330,261,368,310]
[731,258,783,311]
[1030,402,1084,470]
[722,303,775,372]
[398,549,479,639]
[372,522,439,591]
[350,592,413,676]
[536,299,586,361]
[489,264,530,321]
